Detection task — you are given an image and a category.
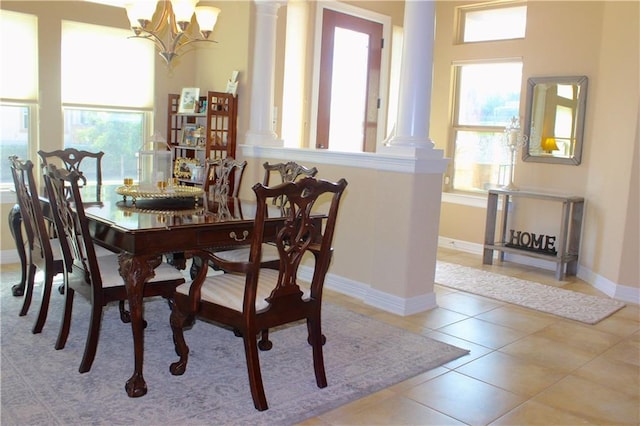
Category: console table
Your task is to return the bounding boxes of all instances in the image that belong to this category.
[483,188,585,280]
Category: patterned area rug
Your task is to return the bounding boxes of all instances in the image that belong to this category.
[0,270,468,425]
[436,262,626,324]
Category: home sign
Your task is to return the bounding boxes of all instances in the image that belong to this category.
[505,229,557,255]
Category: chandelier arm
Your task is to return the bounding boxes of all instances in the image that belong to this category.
[169,33,217,56]
[129,31,170,58]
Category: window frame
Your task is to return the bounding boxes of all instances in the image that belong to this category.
[0,101,38,191]
[446,59,524,194]
[0,9,39,190]
[62,106,153,185]
[456,1,527,44]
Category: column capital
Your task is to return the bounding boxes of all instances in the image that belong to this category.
[253,0,284,13]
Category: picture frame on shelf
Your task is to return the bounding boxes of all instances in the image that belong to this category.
[225,70,239,97]
[178,87,200,113]
[174,157,199,179]
[225,81,238,97]
[180,124,198,146]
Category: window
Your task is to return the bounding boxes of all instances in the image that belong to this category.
[458,3,527,43]
[449,61,523,193]
[63,108,145,184]
[0,10,37,187]
[61,20,154,184]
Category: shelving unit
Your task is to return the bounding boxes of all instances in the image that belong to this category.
[167,91,237,185]
[483,188,585,280]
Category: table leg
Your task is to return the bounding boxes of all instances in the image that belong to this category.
[483,192,499,265]
[117,253,161,398]
[8,204,27,297]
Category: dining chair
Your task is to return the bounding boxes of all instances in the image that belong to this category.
[262,161,318,187]
[186,157,247,277]
[8,156,67,334]
[202,156,247,198]
[43,163,186,373]
[211,161,320,267]
[37,148,109,297]
[169,177,348,411]
[38,148,104,202]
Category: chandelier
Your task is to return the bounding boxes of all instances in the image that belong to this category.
[125,0,220,65]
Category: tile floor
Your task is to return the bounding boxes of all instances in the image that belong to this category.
[301,248,640,425]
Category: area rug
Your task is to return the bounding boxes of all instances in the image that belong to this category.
[435,262,626,324]
[0,270,468,426]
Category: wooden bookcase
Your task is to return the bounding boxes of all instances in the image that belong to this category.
[167,91,238,184]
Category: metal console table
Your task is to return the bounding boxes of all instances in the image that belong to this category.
[483,188,585,280]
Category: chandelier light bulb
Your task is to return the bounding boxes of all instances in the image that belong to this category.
[125,1,157,29]
[170,0,197,26]
[195,6,220,38]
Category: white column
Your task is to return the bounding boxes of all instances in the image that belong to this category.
[383,0,437,157]
[245,0,283,146]
[281,0,309,148]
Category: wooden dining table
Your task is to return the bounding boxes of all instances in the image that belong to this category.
[8,184,309,397]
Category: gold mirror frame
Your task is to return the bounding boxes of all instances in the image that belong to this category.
[523,76,588,165]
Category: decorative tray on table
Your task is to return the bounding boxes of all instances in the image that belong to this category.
[115,185,204,204]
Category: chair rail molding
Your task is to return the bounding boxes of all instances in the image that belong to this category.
[240,145,449,174]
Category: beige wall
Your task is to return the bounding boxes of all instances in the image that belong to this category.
[583,1,639,290]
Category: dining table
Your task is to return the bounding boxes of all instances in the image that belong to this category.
[8,183,316,397]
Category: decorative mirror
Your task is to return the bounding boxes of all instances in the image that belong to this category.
[522,76,588,165]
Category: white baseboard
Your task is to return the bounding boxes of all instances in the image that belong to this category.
[298,265,438,316]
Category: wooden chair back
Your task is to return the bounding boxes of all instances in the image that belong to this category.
[248,177,347,309]
[202,156,247,198]
[8,155,65,329]
[38,148,104,202]
[42,164,101,287]
[262,161,318,185]
[262,161,318,208]
[8,157,49,266]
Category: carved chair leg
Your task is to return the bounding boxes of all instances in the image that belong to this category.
[307,317,328,389]
[19,264,36,316]
[55,286,74,350]
[118,300,147,328]
[78,302,103,373]
[32,271,54,334]
[169,308,190,376]
[9,205,27,297]
[306,320,327,346]
[243,331,268,411]
[258,329,272,351]
[119,300,131,323]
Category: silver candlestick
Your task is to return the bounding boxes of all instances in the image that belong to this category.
[503,116,528,190]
